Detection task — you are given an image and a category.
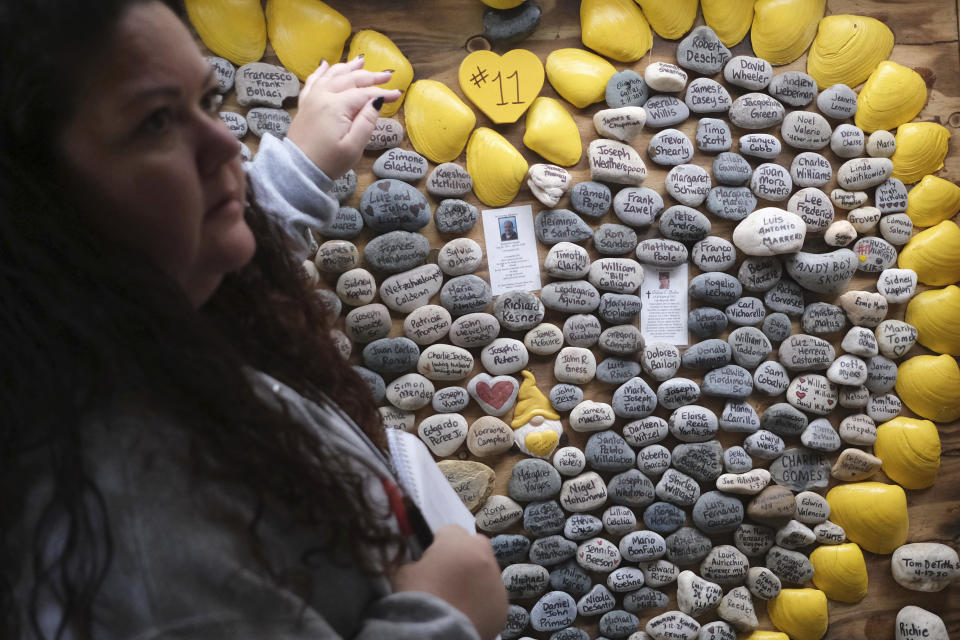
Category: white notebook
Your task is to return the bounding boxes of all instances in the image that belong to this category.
[386,428,476,534]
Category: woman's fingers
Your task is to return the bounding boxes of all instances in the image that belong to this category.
[302,59,330,95]
[323,69,394,94]
[322,55,366,79]
[342,95,388,150]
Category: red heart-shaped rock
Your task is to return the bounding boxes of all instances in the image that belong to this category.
[476,380,516,409]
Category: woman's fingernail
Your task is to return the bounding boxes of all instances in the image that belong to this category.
[357,53,364,59]
[373,97,384,110]
[383,69,395,73]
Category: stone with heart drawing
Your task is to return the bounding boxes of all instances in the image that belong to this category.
[786,374,838,416]
[360,179,431,232]
[467,373,520,417]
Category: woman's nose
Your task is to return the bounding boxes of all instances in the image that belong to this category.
[196,109,242,177]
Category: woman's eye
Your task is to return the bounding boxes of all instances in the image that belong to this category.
[139,107,173,135]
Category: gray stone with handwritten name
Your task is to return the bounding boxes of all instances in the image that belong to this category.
[606,69,649,108]
[769,71,818,107]
[434,199,479,234]
[361,179,431,232]
[677,25,732,74]
[817,84,858,119]
[712,152,751,185]
[685,78,732,114]
[644,95,690,128]
[235,62,299,107]
[589,139,649,185]
[729,93,784,129]
[724,56,772,90]
[426,162,473,197]
[697,118,733,153]
[246,107,291,138]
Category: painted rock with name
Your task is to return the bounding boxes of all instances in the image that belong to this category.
[733,208,806,256]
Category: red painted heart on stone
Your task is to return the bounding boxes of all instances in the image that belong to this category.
[795,392,806,399]
[476,381,516,409]
[376,181,391,192]
[826,398,834,405]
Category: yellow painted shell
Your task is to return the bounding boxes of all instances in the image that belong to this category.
[544,49,617,109]
[545,48,617,109]
[347,31,415,118]
[634,0,698,40]
[523,97,582,166]
[741,634,790,640]
[809,543,868,603]
[907,286,960,356]
[806,15,894,90]
[481,0,525,7]
[751,0,826,66]
[466,127,529,207]
[701,0,754,47]
[767,589,829,640]
[906,175,960,228]
[185,0,267,65]
[854,62,927,134]
[895,354,960,423]
[404,80,476,164]
[266,0,350,81]
[891,122,951,184]
[897,220,960,286]
[874,417,942,490]
[826,482,908,554]
[580,0,652,62]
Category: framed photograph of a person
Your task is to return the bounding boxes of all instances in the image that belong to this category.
[498,216,518,241]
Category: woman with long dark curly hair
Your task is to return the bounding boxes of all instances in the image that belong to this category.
[0,1,508,638]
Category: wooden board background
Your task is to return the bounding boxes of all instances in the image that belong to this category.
[201,1,960,637]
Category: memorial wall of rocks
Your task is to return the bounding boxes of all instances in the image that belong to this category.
[187,1,960,638]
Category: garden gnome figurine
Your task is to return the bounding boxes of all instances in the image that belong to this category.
[511,370,563,458]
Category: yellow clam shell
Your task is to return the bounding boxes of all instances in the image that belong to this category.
[906,286,960,356]
[751,0,826,66]
[523,97,582,166]
[481,0,525,7]
[897,220,960,286]
[265,0,350,81]
[404,80,476,164]
[185,0,267,65]
[854,62,928,134]
[634,0,698,40]
[874,417,942,490]
[347,31,415,118]
[701,0,754,47]
[580,0,652,62]
[466,127,529,207]
[767,589,829,640]
[895,354,960,423]
[826,482,908,554]
[545,48,617,109]
[891,122,951,185]
[806,15,894,90]
[809,543,868,603]
[906,175,960,228]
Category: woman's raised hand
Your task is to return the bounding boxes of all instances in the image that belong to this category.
[287,56,401,180]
